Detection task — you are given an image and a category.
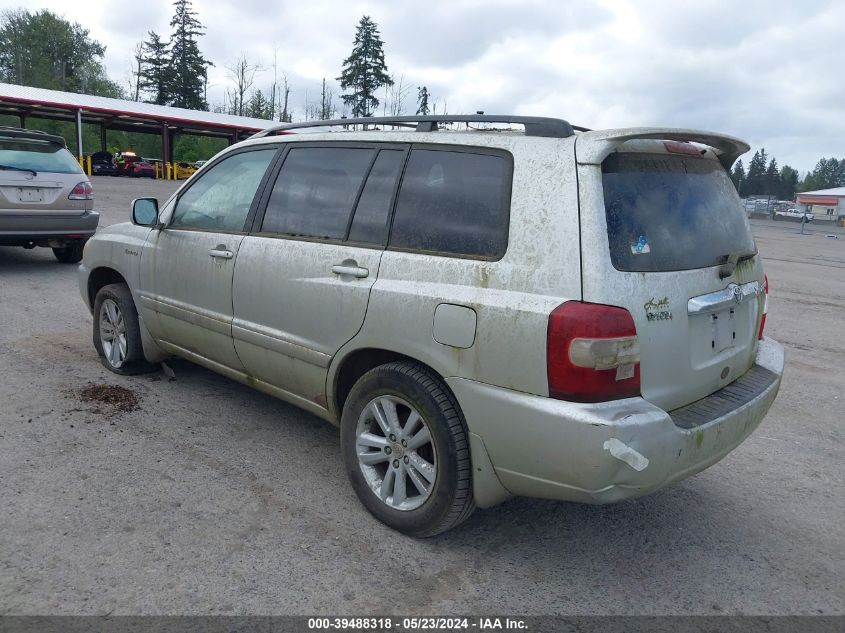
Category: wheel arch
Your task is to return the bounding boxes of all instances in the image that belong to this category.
[87,267,128,308]
[329,347,448,421]
[86,266,168,364]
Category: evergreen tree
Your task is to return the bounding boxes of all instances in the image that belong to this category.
[779,165,799,200]
[799,158,845,191]
[416,85,430,115]
[764,157,779,196]
[730,159,746,196]
[337,16,393,117]
[246,89,271,119]
[168,0,211,110]
[137,31,171,105]
[745,149,768,196]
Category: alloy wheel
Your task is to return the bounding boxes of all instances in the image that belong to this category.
[355,395,438,511]
[99,298,127,368]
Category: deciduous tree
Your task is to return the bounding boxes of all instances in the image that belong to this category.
[226,54,261,117]
[0,9,121,97]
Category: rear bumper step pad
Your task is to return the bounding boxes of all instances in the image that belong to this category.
[669,364,779,429]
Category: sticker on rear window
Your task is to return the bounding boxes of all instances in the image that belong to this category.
[631,235,650,254]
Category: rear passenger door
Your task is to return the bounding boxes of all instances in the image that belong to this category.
[231,143,407,408]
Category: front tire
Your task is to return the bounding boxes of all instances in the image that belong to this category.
[52,242,84,263]
[340,362,475,537]
[92,283,152,375]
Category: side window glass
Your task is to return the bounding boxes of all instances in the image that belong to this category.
[261,147,374,239]
[170,149,276,231]
[348,149,404,245]
[389,150,511,258]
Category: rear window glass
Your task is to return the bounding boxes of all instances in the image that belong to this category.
[262,147,374,239]
[0,138,82,174]
[389,149,511,259]
[602,152,756,272]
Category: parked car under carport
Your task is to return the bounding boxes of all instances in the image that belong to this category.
[90,151,117,176]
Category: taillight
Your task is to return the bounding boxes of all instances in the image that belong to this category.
[69,181,94,200]
[547,302,641,403]
[758,274,768,340]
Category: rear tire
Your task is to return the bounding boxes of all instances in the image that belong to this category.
[92,283,154,375]
[340,361,475,537]
[52,242,84,263]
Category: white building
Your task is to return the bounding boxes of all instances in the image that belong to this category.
[795,187,845,222]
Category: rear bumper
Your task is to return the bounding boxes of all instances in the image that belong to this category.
[448,337,784,506]
[0,211,99,243]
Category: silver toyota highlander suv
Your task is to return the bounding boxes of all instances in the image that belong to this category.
[78,115,784,537]
[1,127,98,262]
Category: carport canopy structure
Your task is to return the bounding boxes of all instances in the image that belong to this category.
[0,82,276,162]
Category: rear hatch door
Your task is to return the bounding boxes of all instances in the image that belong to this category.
[575,129,765,412]
[0,133,89,214]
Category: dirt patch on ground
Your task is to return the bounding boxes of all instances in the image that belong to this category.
[78,383,140,414]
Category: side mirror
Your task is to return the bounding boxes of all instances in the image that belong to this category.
[132,198,159,226]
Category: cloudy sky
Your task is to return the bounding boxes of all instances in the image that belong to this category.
[6,0,844,173]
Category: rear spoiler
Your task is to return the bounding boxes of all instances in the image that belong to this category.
[576,127,750,170]
[0,126,67,147]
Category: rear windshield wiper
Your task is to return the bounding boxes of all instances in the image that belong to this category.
[717,249,757,279]
[0,164,37,177]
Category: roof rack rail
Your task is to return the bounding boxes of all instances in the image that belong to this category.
[251,115,575,139]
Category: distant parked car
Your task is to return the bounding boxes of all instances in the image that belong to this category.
[128,158,156,179]
[774,208,813,222]
[0,126,98,263]
[194,160,207,169]
[116,151,140,176]
[90,151,117,176]
[146,158,164,178]
[175,161,197,180]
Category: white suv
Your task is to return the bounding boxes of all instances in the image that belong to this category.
[78,115,784,537]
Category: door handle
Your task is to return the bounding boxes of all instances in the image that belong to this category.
[331,263,369,278]
[209,247,234,259]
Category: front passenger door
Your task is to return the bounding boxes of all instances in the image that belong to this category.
[139,147,278,372]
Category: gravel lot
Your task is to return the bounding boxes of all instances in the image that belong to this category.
[1,177,843,615]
